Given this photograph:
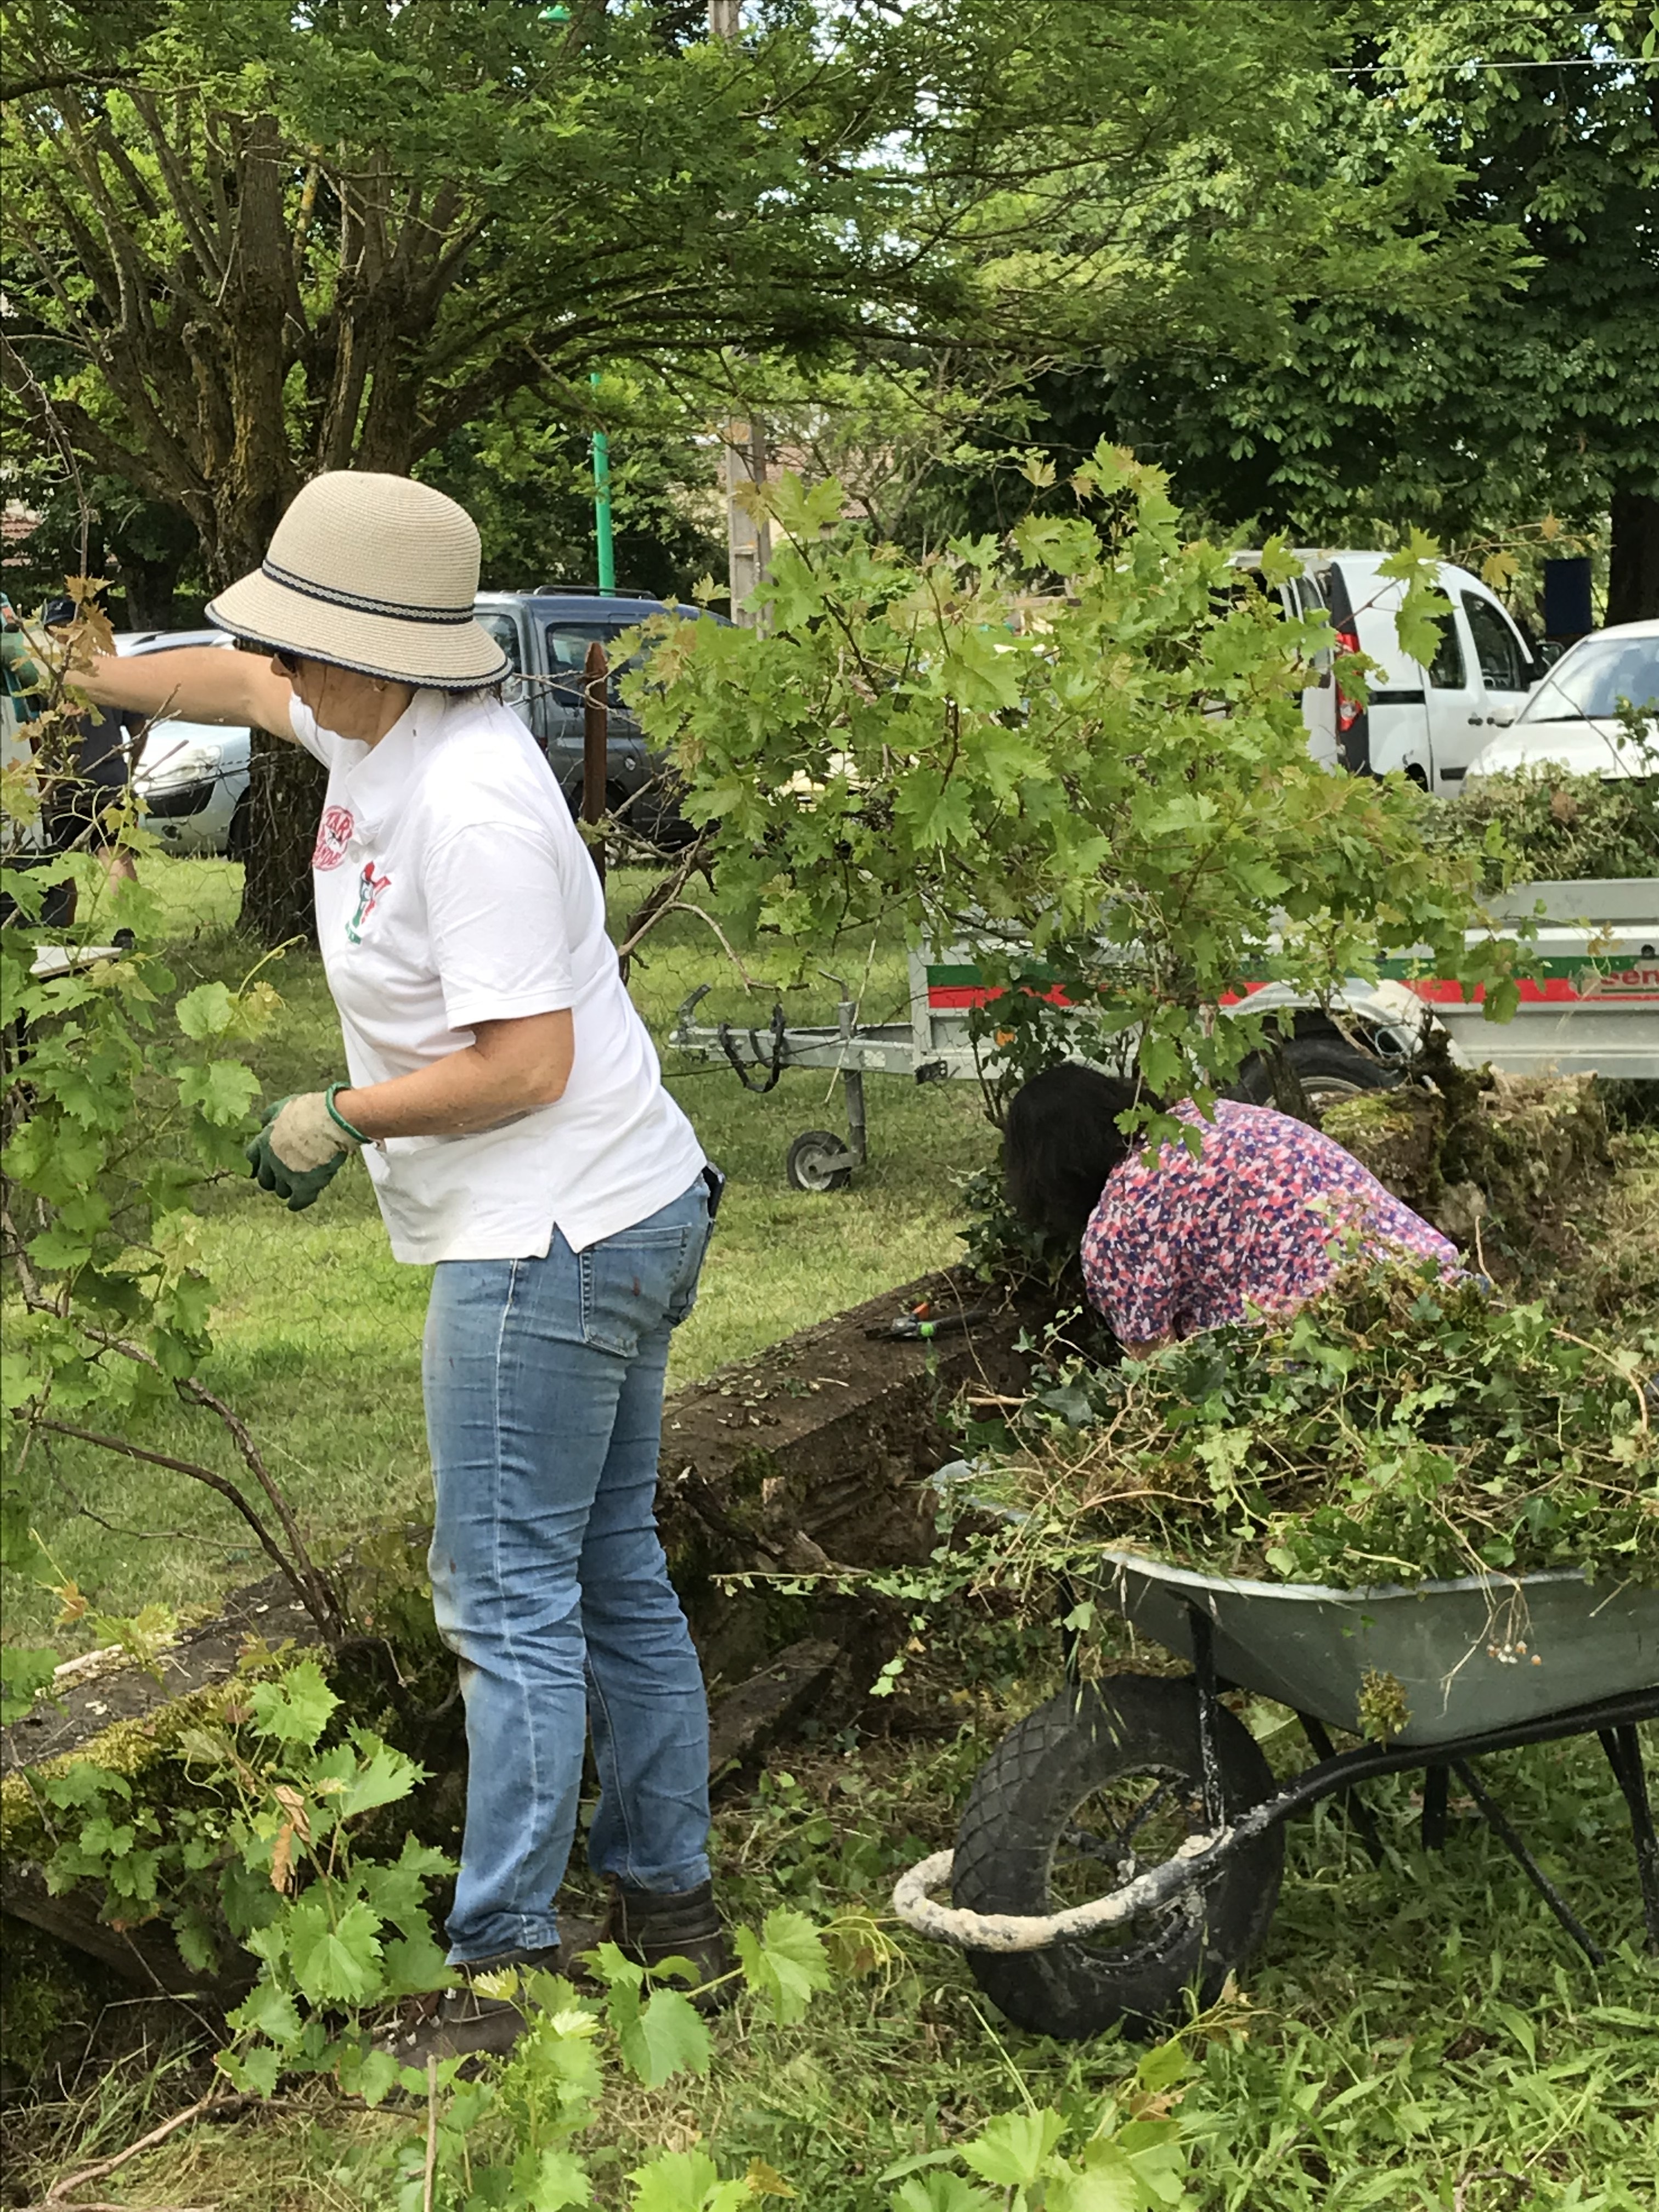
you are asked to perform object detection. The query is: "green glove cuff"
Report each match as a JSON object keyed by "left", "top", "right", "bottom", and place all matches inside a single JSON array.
[{"left": 324, "top": 1084, "right": 372, "bottom": 1146}]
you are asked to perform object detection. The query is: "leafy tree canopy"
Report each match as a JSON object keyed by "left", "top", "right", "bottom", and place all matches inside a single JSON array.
[
  {"left": 631, "top": 450, "right": 1526, "bottom": 1131},
  {"left": 4, "top": 0, "right": 1520, "bottom": 586},
  {"left": 974, "top": 3, "right": 1659, "bottom": 616}
]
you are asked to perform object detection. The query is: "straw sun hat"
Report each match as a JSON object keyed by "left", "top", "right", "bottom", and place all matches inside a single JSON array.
[{"left": 206, "top": 472, "right": 509, "bottom": 689}]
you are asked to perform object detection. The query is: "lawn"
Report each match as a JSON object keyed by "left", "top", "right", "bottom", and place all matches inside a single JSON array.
[
  {"left": 4, "top": 856, "right": 997, "bottom": 1635},
  {"left": 5, "top": 857, "right": 1658, "bottom": 2211},
  {"left": 12, "top": 1695, "right": 1659, "bottom": 2208}
]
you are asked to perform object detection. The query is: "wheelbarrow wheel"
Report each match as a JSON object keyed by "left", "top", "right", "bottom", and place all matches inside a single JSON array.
[
  {"left": 786, "top": 1128, "right": 853, "bottom": 1192},
  {"left": 951, "top": 1676, "right": 1285, "bottom": 2040}
]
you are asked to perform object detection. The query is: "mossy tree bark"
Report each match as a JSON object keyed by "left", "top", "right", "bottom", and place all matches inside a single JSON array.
[{"left": 235, "top": 729, "right": 326, "bottom": 946}]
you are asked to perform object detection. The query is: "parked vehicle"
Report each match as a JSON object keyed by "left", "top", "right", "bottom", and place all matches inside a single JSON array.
[
  {"left": 475, "top": 588, "right": 730, "bottom": 842},
  {"left": 1465, "top": 619, "right": 1659, "bottom": 783},
  {"left": 674, "top": 875, "right": 1659, "bottom": 1187},
  {"left": 1236, "top": 550, "right": 1540, "bottom": 793},
  {"left": 124, "top": 630, "right": 251, "bottom": 857}
]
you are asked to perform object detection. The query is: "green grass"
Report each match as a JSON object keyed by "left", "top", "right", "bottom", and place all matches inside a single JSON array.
[
  {"left": 11, "top": 1700, "right": 1659, "bottom": 2208},
  {"left": 8, "top": 861, "right": 1659, "bottom": 2207},
  {"left": 4, "top": 856, "right": 996, "bottom": 1635}
]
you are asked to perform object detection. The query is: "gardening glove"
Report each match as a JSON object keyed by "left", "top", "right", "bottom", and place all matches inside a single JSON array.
[{"left": 245, "top": 1085, "right": 369, "bottom": 1212}]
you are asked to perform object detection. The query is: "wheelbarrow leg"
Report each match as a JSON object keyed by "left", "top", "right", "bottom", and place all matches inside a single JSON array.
[
  {"left": 1186, "top": 1605, "right": 1227, "bottom": 1828},
  {"left": 1299, "top": 1715, "right": 1385, "bottom": 1869},
  {"left": 1599, "top": 1725, "right": 1659, "bottom": 1953},
  {"left": 1421, "top": 1762, "right": 1449, "bottom": 1852},
  {"left": 1452, "top": 1757, "right": 1605, "bottom": 1967}
]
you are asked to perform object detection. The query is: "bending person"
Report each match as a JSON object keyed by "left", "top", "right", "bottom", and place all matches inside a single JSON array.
[
  {"left": 81, "top": 472, "right": 721, "bottom": 2062},
  {"left": 1003, "top": 1062, "right": 1459, "bottom": 1356}
]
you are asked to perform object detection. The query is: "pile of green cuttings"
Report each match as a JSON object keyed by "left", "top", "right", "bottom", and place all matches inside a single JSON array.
[{"left": 1009, "top": 1264, "right": 1658, "bottom": 1590}]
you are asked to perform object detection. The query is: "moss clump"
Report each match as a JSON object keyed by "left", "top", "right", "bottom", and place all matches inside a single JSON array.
[{"left": 1324, "top": 1067, "right": 1612, "bottom": 1272}]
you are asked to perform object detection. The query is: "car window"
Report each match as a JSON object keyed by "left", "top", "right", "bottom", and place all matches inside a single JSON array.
[
  {"left": 476, "top": 611, "right": 522, "bottom": 672},
  {"left": 1461, "top": 593, "right": 1529, "bottom": 692},
  {"left": 1427, "top": 610, "right": 1465, "bottom": 689},
  {"left": 1520, "top": 635, "right": 1659, "bottom": 723}
]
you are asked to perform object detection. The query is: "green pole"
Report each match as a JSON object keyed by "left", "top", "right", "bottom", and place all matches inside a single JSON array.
[{"left": 590, "top": 369, "right": 615, "bottom": 595}]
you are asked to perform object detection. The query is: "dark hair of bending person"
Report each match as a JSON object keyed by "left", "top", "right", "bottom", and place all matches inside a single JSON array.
[{"left": 1003, "top": 1063, "right": 1143, "bottom": 1245}]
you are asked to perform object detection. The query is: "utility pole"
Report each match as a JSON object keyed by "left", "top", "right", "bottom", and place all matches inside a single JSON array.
[
  {"left": 724, "top": 416, "right": 771, "bottom": 626},
  {"left": 709, "top": 0, "right": 768, "bottom": 626}
]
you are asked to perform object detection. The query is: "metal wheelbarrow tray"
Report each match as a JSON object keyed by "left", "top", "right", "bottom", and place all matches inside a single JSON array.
[{"left": 892, "top": 1556, "right": 1659, "bottom": 2041}]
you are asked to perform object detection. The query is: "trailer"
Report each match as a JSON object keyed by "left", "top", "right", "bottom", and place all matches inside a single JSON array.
[{"left": 667, "top": 877, "right": 1659, "bottom": 1187}]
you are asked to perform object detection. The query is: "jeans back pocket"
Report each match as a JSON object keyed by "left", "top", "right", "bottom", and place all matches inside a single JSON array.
[{"left": 579, "top": 1223, "right": 692, "bottom": 1358}]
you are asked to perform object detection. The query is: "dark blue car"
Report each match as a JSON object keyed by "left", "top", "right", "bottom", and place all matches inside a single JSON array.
[{"left": 473, "top": 588, "right": 730, "bottom": 845}]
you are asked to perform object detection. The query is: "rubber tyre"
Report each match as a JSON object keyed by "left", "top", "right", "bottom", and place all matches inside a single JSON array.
[
  {"left": 1233, "top": 1033, "right": 1398, "bottom": 1121},
  {"left": 951, "top": 1677, "right": 1285, "bottom": 2040},
  {"left": 786, "top": 1129, "right": 853, "bottom": 1192}
]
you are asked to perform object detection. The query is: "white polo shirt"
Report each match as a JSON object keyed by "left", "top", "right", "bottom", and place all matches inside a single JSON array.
[{"left": 290, "top": 687, "right": 705, "bottom": 1264}]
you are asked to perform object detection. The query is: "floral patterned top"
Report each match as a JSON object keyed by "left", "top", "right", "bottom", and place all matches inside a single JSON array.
[{"left": 1080, "top": 1099, "right": 1459, "bottom": 1345}]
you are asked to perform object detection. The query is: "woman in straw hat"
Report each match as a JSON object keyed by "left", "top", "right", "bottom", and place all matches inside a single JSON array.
[{"left": 82, "top": 471, "right": 727, "bottom": 2058}]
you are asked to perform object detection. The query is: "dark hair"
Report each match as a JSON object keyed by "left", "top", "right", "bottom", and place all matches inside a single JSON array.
[{"left": 1003, "top": 1064, "right": 1141, "bottom": 1244}]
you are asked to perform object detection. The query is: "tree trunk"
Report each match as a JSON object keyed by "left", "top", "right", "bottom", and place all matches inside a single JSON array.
[
  {"left": 117, "top": 550, "right": 183, "bottom": 631},
  {"left": 236, "top": 727, "right": 325, "bottom": 945},
  {"left": 1607, "top": 489, "right": 1659, "bottom": 624}
]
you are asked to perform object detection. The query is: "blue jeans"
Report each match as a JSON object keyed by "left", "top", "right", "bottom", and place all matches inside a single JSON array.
[{"left": 424, "top": 1178, "right": 713, "bottom": 1964}]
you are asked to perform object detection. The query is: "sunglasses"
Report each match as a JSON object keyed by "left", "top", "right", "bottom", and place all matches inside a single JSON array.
[{"left": 272, "top": 648, "right": 304, "bottom": 676}]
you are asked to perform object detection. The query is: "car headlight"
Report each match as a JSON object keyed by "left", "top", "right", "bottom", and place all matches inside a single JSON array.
[{"left": 140, "top": 742, "right": 221, "bottom": 786}]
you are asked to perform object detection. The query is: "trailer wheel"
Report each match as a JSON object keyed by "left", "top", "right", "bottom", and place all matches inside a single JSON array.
[
  {"left": 1234, "top": 1033, "right": 1399, "bottom": 1120},
  {"left": 786, "top": 1128, "right": 854, "bottom": 1192},
  {"left": 951, "top": 1677, "right": 1284, "bottom": 2040}
]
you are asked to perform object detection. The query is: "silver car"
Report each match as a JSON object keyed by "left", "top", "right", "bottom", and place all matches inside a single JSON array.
[{"left": 128, "top": 629, "right": 251, "bottom": 856}]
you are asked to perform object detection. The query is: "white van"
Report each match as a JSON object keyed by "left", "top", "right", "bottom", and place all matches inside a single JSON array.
[{"left": 1235, "top": 551, "right": 1539, "bottom": 793}]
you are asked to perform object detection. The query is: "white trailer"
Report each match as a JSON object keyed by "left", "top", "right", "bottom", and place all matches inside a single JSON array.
[{"left": 669, "top": 877, "right": 1659, "bottom": 1187}]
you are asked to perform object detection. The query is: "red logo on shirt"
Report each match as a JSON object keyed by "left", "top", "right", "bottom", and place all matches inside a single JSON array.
[{"left": 312, "top": 805, "right": 354, "bottom": 871}]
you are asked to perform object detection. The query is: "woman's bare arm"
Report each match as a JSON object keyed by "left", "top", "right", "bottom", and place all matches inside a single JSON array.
[
  {"left": 334, "top": 1012, "right": 575, "bottom": 1139},
  {"left": 77, "top": 647, "right": 297, "bottom": 736}
]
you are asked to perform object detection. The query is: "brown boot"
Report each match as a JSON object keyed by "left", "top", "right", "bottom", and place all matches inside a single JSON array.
[
  {"left": 381, "top": 1917, "right": 602, "bottom": 2068},
  {"left": 604, "top": 1879, "right": 733, "bottom": 2011}
]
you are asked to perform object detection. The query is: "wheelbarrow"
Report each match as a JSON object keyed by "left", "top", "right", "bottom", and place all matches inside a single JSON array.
[{"left": 891, "top": 1554, "right": 1659, "bottom": 2039}]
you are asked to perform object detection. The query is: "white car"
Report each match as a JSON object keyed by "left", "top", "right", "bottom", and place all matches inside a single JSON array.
[
  {"left": 1464, "top": 619, "right": 1659, "bottom": 783},
  {"left": 128, "top": 630, "right": 251, "bottom": 856}
]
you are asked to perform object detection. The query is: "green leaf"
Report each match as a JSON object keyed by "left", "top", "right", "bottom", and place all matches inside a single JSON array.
[
  {"left": 629, "top": 2147, "right": 750, "bottom": 2212},
  {"left": 340, "top": 2044, "right": 404, "bottom": 2108},
  {"left": 616, "top": 1985, "right": 710, "bottom": 2090},
  {"left": 284, "top": 1896, "right": 385, "bottom": 2006},
  {"left": 381, "top": 1929, "right": 455, "bottom": 1997},
  {"left": 516, "top": 2145, "right": 595, "bottom": 2209},
  {"left": 229, "top": 1979, "right": 304, "bottom": 2048},
  {"left": 219, "top": 2040, "right": 283, "bottom": 2099},
  {"left": 732, "top": 1908, "right": 832, "bottom": 2026},
  {"left": 1045, "top": 2148, "right": 1141, "bottom": 2212},
  {"left": 175, "top": 981, "right": 236, "bottom": 1039},
  {"left": 335, "top": 1731, "right": 423, "bottom": 1820},
  {"left": 250, "top": 1661, "right": 340, "bottom": 1748},
  {"left": 1134, "top": 2039, "right": 1189, "bottom": 2094},
  {"left": 178, "top": 1058, "right": 261, "bottom": 1127},
  {"left": 358, "top": 1833, "right": 454, "bottom": 1935},
  {"left": 958, "top": 2109, "right": 1067, "bottom": 2186},
  {"left": 0, "top": 1645, "right": 59, "bottom": 1724},
  {"left": 890, "top": 2177, "right": 1000, "bottom": 2212}
]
